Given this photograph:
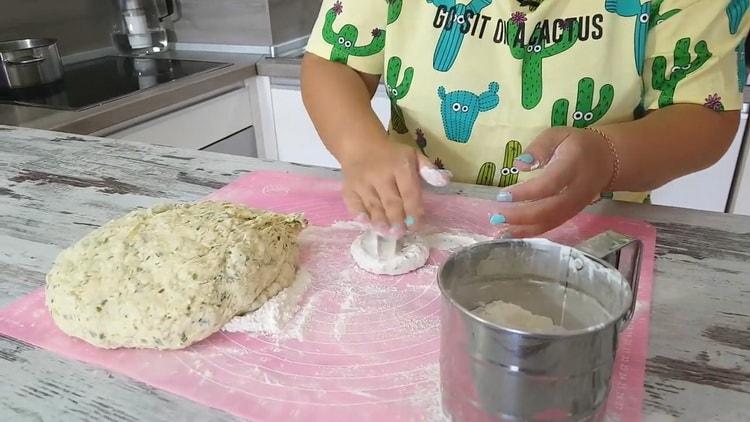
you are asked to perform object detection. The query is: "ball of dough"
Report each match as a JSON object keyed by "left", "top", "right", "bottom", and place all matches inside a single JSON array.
[
  {"left": 350, "top": 233, "right": 429, "bottom": 275},
  {"left": 46, "top": 201, "right": 306, "bottom": 350}
]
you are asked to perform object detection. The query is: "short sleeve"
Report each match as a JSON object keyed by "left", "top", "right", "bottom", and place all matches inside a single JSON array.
[
  {"left": 643, "top": 0, "right": 750, "bottom": 111},
  {"left": 305, "top": 0, "right": 388, "bottom": 75}
]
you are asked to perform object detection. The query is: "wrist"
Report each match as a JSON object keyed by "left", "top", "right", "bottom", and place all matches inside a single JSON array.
[
  {"left": 335, "top": 133, "right": 391, "bottom": 168},
  {"left": 584, "top": 127, "right": 619, "bottom": 194}
]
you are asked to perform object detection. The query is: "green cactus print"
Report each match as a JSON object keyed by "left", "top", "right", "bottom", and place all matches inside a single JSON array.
[
  {"left": 498, "top": 140, "right": 523, "bottom": 188},
  {"left": 652, "top": 38, "right": 712, "bottom": 108},
  {"left": 476, "top": 162, "right": 496, "bottom": 185},
  {"left": 322, "top": 2, "right": 385, "bottom": 65},
  {"left": 387, "top": 0, "right": 403, "bottom": 25},
  {"left": 727, "top": 0, "right": 749, "bottom": 34},
  {"left": 385, "top": 56, "right": 414, "bottom": 134},
  {"left": 508, "top": 15, "right": 580, "bottom": 110},
  {"left": 649, "top": 0, "right": 680, "bottom": 29},
  {"left": 551, "top": 78, "right": 614, "bottom": 128}
]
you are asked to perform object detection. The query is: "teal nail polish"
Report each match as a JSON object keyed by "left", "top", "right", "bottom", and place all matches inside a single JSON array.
[
  {"left": 489, "top": 214, "right": 507, "bottom": 225},
  {"left": 516, "top": 154, "right": 534, "bottom": 164},
  {"left": 496, "top": 191, "right": 513, "bottom": 202},
  {"left": 404, "top": 215, "right": 416, "bottom": 226}
]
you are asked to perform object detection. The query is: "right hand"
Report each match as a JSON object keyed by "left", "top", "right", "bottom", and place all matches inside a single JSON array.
[{"left": 339, "top": 140, "right": 448, "bottom": 237}]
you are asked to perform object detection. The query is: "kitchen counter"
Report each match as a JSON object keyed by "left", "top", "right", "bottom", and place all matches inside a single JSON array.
[
  {"left": 1, "top": 125, "right": 749, "bottom": 421},
  {"left": 0, "top": 51, "right": 263, "bottom": 136},
  {"left": 257, "top": 56, "right": 303, "bottom": 80}
]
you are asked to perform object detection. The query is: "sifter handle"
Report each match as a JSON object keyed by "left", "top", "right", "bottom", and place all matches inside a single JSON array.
[{"left": 575, "top": 231, "right": 643, "bottom": 327}]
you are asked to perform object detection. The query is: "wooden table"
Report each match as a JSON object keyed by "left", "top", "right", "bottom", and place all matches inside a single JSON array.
[{"left": 1, "top": 126, "right": 749, "bottom": 421}]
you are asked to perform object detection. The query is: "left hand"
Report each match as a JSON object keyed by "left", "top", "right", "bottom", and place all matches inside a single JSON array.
[{"left": 492, "top": 127, "right": 615, "bottom": 238}]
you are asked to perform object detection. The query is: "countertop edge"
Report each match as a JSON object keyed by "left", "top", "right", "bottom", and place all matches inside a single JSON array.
[{"left": 0, "top": 52, "right": 263, "bottom": 135}]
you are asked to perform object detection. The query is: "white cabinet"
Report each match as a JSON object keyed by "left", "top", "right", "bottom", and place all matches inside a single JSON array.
[
  {"left": 203, "top": 126, "right": 257, "bottom": 157},
  {"left": 106, "top": 87, "right": 257, "bottom": 156},
  {"left": 270, "top": 82, "right": 391, "bottom": 168},
  {"left": 650, "top": 109, "right": 748, "bottom": 213}
]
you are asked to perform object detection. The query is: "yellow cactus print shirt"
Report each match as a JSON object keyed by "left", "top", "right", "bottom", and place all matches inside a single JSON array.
[{"left": 306, "top": 0, "right": 750, "bottom": 202}]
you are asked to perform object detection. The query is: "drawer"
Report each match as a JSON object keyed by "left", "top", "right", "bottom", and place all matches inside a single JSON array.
[{"left": 108, "top": 88, "right": 253, "bottom": 150}]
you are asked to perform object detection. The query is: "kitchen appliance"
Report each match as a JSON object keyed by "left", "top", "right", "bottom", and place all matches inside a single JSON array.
[
  {"left": 439, "top": 231, "right": 642, "bottom": 421},
  {"left": 0, "top": 38, "right": 63, "bottom": 90},
  {"left": 112, "top": 0, "right": 175, "bottom": 55},
  {"left": 0, "top": 56, "right": 228, "bottom": 111}
]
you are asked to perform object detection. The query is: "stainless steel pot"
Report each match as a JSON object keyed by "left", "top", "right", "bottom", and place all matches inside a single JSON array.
[
  {"left": 438, "top": 231, "right": 642, "bottom": 421},
  {"left": 0, "top": 38, "right": 64, "bottom": 90}
]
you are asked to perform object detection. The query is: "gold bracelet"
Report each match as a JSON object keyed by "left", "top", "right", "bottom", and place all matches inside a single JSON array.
[{"left": 585, "top": 127, "right": 620, "bottom": 194}]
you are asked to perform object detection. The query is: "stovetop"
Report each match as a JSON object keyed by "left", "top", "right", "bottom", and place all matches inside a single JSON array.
[{"left": 0, "top": 56, "right": 230, "bottom": 111}]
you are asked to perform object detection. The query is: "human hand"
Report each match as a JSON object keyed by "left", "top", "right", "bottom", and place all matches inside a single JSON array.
[
  {"left": 490, "top": 127, "right": 615, "bottom": 238},
  {"left": 340, "top": 140, "right": 451, "bottom": 237}
]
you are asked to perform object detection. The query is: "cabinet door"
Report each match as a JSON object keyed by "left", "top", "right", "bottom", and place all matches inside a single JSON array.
[
  {"left": 107, "top": 88, "right": 254, "bottom": 150},
  {"left": 271, "top": 84, "right": 390, "bottom": 169},
  {"left": 202, "top": 126, "right": 257, "bottom": 157},
  {"left": 650, "top": 110, "right": 748, "bottom": 212}
]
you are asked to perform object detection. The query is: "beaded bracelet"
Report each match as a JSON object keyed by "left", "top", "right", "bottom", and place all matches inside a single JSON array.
[{"left": 585, "top": 127, "right": 620, "bottom": 195}]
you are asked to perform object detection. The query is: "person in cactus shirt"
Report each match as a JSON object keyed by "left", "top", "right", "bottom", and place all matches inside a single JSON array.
[{"left": 302, "top": 0, "right": 750, "bottom": 238}]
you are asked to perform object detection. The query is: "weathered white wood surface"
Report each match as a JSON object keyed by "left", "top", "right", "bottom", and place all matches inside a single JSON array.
[{"left": 1, "top": 125, "right": 749, "bottom": 421}]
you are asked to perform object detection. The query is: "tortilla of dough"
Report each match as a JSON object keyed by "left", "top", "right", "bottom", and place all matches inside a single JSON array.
[
  {"left": 473, "top": 300, "right": 556, "bottom": 332},
  {"left": 350, "top": 233, "right": 429, "bottom": 275},
  {"left": 46, "top": 201, "right": 306, "bottom": 350}
]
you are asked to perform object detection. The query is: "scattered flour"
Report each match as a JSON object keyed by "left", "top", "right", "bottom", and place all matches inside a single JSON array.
[
  {"left": 424, "top": 231, "right": 491, "bottom": 250},
  {"left": 223, "top": 269, "right": 312, "bottom": 335},
  {"left": 392, "top": 363, "right": 449, "bottom": 422},
  {"left": 279, "top": 294, "right": 319, "bottom": 341},
  {"left": 329, "top": 220, "right": 369, "bottom": 231},
  {"left": 223, "top": 223, "right": 490, "bottom": 342},
  {"left": 213, "top": 222, "right": 496, "bottom": 419},
  {"left": 333, "top": 282, "right": 357, "bottom": 341}
]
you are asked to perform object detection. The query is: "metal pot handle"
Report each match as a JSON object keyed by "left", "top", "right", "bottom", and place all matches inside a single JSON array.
[
  {"left": 5, "top": 56, "right": 45, "bottom": 65},
  {"left": 575, "top": 231, "right": 643, "bottom": 328}
]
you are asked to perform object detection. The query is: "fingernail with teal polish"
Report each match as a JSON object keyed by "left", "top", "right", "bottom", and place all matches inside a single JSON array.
[
  {"left": 496, "top": 191, "right": 513, "bottom": 202},
  {"left": 489, "top": 214, "right": 507, "bottom": 225},
  {"left": 516, "top": 154, "right": 535, "bottom": 164},
  {"left": 404, "top": 215, "right": 416, "bottom": 227}
]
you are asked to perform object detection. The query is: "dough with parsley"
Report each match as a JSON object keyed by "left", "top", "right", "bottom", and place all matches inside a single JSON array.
[{"left": 46, "top": 201, "right": 306, "bottom": 350}]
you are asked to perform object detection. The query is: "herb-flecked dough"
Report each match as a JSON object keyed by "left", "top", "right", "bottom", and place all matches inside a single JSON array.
[{"left": 45, "top": 201, "right": 306, "bottom": 350}]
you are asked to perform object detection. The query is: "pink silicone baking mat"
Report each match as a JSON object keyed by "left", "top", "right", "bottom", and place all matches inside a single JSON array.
[{"left": 0, "top": 171, "right": 655, "bottom": 421}]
